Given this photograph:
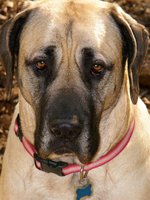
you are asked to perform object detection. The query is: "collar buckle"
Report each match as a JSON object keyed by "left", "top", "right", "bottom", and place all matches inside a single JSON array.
[{"left": 34, "top": 153, "right": 68, "bottom": 176}]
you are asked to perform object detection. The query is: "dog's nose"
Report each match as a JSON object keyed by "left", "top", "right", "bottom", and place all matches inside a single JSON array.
[{"left": 49, "top": 119, "right": 82, "bottom": 140}]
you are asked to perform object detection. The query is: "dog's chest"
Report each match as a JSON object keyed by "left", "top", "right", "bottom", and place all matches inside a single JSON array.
[{"left": 23, "top": 177, "right": 110, "bottom": 200}]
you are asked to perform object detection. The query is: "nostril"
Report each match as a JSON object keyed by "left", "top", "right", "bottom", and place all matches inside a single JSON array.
[
  {"left": 71, "top": 126, "right": 81, "bottom": 138},
  {"left": 50, "top": 127, "right": 62, "bottom": 137},
  {"left": 49, "top": 121, "right": 82, "bottom": 139}
]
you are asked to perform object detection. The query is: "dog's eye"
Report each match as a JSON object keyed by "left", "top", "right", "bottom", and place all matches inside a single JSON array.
[
  {"left": 36, "top": 61, "right": 47, "bottom": 70},
  {"left": 91, "top": 64, "right": 104, "bottom": 76}
]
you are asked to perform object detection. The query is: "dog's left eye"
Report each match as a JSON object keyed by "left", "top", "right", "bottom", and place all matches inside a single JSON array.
[
  {"left": 36, "top": 61, "right": 47, "bottom": 70},
  {"left": 91, "top": 64, "right": 104, "bottom": 76}
]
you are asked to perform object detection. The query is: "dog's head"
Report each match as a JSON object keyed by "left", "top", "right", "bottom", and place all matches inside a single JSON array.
[{"left": 0, "top": 0, "right": 148, "bottom": 164}]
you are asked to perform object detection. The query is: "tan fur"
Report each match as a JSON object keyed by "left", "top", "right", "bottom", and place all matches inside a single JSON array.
[{"left": 0, "top": 0, "right": 150, "bottom": 199}]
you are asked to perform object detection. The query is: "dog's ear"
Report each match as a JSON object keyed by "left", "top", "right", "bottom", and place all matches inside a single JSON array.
[
  {"left": 0, "top": 9, "right": 33, "bottom": 98},
  {"left": 111, "top": 5, "right": 149, "bottom": 104}
]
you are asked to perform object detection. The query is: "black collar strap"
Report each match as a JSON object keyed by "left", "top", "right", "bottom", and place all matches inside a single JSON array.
[{"left": 15, "top": 115, "right": 68, "bottom": 176}]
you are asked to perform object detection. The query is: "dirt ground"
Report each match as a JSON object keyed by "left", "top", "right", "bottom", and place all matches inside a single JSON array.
[{"left": 0, "top": 0, "right": 150, "bottom": 173}]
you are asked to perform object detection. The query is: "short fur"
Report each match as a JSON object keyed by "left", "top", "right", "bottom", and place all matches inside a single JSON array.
[{"left": 0, "top": 0, "right": 149, "bottom": 199}]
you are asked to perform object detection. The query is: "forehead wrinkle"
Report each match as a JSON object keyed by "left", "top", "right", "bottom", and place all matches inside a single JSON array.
[
  {"left": 64, "top": 0, "right": 109, "bottom": 22},
  {"left": 20, "top": 0, "right": 122, "bottom": 69},
  {"left": 66, "top": 21, "right": 74, "bottom": 63}
]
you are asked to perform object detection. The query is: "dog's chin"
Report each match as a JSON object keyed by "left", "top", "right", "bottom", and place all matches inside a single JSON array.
[
  {"left": 48, "top": 151, "right": 92, "bottom": 165},
  {"left": 38, "top": 148, "right": 91, "bottom": 165},
  {"left": 47, "top": 152, "right": 77, "bottom": 164},
  {"left": 49, "top": 154, "right": 91, "bottom": 165}
]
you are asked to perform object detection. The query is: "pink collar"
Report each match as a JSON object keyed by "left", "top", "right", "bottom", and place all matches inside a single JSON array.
[{"left": 14, "top": 115, "right": 135, "bottom": 176}]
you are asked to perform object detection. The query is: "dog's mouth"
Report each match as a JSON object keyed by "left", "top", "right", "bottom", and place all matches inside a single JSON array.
[
  {"left": 36, "top": 122, "right": 100, "bottom": 164},
  {"left": 46, "top": 150, "right": 77, "bottom": 164},
  {"left": 54, "top": 147, "right": 73, "bottom": 155},
  {"left": 37, "top": 141, "right": 94, "bottom": 165},
  {"left": 53, "top": 149, "right": 91, "bottom": 164}
]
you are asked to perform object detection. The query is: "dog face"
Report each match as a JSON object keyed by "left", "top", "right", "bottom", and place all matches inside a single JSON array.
[
  {"left": 18, "top": 1, "right": 124, "bottom": 163},
  {"left": 0, "top": 0, "right": 148, "bottom": 164}
]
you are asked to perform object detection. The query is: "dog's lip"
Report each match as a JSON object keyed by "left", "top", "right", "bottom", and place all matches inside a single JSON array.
[
  {"left": 53, "top": 147, "right": 91, "bottom": 164},
  {"left": 76, "top": 153, "right": 92, "bottom": 164},
  {"left": 38, "top": 146, "right": 75, "bottom": 159},
  {"left": 37, "top": 145, "right": 92, "bottom": 164},
  {"left": 38, "top": 150, "right": 90, "bottom": 165},
  {"left": 49, "top": 151, "right": 91, "bottom": 165},
  {"left": 54, "top": 147, "right": 73, "bottom": 155},
  {"left": 47, "top": 152, "right": 76, "bottom": 164}
]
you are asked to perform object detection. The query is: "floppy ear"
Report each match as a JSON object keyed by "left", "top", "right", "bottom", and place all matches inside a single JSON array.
[
  {"left": 111, "top": 5, "right": 149, "bottom": 104},
  {"left": 0, "top": 9, "right": 32, "bottom": 98}
]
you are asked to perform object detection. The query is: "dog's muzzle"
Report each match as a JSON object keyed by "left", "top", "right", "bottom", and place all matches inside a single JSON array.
[{"left": 35, "top": 89, "right": 99, "bottom": 164}]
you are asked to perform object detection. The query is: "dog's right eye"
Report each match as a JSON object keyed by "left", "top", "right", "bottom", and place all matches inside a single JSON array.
[{"left": 36, "top": 61, "right": 47, "bottom": 70}]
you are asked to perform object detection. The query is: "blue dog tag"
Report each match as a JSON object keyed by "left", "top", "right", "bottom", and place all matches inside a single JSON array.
[{"left": 76, "top": 184, "right": 92, "bottom": 200}]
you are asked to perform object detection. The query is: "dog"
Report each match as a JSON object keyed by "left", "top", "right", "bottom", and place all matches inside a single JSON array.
[{"left": 0, "top": 0, "right": 149, "bottom": 199}]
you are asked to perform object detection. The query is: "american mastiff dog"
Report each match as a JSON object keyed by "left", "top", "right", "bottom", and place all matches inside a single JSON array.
[{"left": 0, "top": 0, "right": 150, "bottom": 199}]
